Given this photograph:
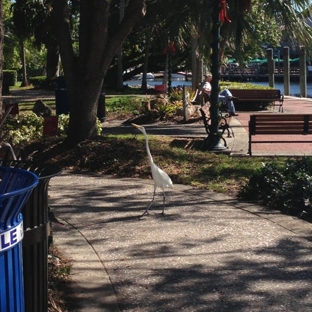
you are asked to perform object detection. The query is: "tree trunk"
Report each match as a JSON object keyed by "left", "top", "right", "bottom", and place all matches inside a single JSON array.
[
  {"left": 117, "top": 0, "right": 125, "bottom": 91},
  {"left": 20, "top": 37, "right": 29, "bottom": 87},
  {"left": 52, "top": 0, "right": 146, "bottom": 144},
  {"left": 191, "top": 35, "right": 199, "bottom": 89},
  {"left": 66, "top": 77, "right": 102, "bottom": 143},
  {"left": 141, "top": 35, "right": 150, "bottom": 91},
  {"left": 46, "top": 43, "right": 59, "bottom": 80}
]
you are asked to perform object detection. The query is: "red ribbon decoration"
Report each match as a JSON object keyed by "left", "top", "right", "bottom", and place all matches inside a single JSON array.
[
  {"left": 219, "top": 0, "right": 231, "bottom": 23},
  {"left": 163, "top": 42, "right": 176, "bottom": 54}
]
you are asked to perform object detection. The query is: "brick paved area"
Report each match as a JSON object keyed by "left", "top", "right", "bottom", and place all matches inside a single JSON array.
[{"left": 235, "top": 97, "right": 312, "bottom": 156}]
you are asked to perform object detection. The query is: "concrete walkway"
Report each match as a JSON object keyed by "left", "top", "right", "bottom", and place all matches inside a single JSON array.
[
  {"left": 49, "top": 96, "right": 312, "bottom": 312},
  {"left": 51, "top": 172, "right": 312, "bottom": 312}
]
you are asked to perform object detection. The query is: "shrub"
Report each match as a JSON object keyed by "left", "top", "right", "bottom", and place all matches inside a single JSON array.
[
  {"left": 106, "top": 96, "right": 141, "bottom": 114},
  {"left": 169, "top": 88, "right": 183, "bottom": 102},
  {"left": 157, "top": 102, "right": 182, "bottom": 120},
  {"left": 2, "top": 113, "right": 103, "bottom": 145},
  {"left": 3, "top": 112, "right": 44, "bottom": 144},
  {"left": 29, "top": 76, "right": 55, "bottom": 89},
  {"left": 238, "top": 158, "right": 312, "bottom": 219}
]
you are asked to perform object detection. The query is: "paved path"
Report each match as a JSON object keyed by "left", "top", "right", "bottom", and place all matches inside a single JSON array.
[{"left": 51, "top": 172, "right": 312, "bottom": 312}]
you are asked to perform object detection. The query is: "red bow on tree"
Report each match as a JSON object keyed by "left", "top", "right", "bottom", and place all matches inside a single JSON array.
[
  {"left": 219, "top": 0, "right": 231, "bottom": 23},
  {"left": 163, "top": 42, "right": 176, "bottom": 54}
]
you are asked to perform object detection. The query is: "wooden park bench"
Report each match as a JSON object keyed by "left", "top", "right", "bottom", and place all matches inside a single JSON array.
[
  {"left": 248, "top": 114, "right": 312, "bottom": 155},
  {"left": 229, "top": 89, "right": 284, "bottom": 112}
]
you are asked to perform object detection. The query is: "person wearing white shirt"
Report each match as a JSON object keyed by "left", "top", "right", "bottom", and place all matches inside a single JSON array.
[{"left": 202, "top": 74, "right": 212, "bottom": 103}]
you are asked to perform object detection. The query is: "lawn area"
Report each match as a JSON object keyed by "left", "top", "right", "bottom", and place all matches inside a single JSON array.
[
  {"left": 4, "top": 86, "right": 289, "bottom": 198},
  {"left": 23, "top": 134, "right": 287, "bottom": 198}
]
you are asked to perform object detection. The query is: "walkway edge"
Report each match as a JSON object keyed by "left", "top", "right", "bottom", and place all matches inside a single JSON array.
[{"left": 53, "top": 219, "right": 120, "bottom": 312}]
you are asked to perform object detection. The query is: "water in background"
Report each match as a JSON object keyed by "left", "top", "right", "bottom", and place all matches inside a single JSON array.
[
  {"left": 124, "top": 78, "right": 191, "bottom": 89},
  {"left": 250, "top": 81, "right": 312, "bottom": 98},
  {"left": 124, "top": 79, "right": 312, "bottom": 98}
]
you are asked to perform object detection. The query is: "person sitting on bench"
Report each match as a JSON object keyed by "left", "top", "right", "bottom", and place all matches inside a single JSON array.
[
  {"left": 202, "top": 74, "right": 212, "bottom": 103},
  {"left": 219, "top": 88, "right": 238, "bottom": 116}
]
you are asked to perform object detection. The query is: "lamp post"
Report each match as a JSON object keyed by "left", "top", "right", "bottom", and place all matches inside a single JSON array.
[{"left": 203, "top": 0, "right": 226, "bottom": 151}]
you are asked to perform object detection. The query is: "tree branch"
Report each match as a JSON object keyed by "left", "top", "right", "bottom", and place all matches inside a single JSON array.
[
  {"left": 52, "top": 0, "right": 76, "bottom": 79},
  {"left": 101, "top": 0, "right": 146, "bottom": 74}
]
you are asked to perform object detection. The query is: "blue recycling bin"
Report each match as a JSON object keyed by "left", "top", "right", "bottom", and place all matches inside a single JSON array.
[{"left": 0, "top": 166, "right": 38, "bottom": 312}]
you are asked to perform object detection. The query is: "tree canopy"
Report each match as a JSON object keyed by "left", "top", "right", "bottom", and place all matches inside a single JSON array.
[{"left": 2, "top": 0, "right": 312, "bottom": 144}]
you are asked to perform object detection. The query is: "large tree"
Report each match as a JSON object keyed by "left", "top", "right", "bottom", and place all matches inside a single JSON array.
[{"left": 52, "top": 0, "right": 145, "bottom": 144}]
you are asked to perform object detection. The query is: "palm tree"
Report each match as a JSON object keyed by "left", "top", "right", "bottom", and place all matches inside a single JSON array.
[
  {"left": 11, "top": 0, "right": 33, "bottom": 87},
  {"left": 220, "top": 0, "right": 312, "bottom": 63}
]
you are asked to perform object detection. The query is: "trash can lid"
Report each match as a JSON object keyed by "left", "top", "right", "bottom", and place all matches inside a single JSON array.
[
  {"left": 0, "top": 160, "right": 62, "bottom": 180},
  {"left": 0, "top": 166, "right": 39, "bottom": 199}
]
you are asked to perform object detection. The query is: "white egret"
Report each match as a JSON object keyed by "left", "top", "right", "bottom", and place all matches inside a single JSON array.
[{"left": 132, "top": 123, "right": 173, "bottom": 217}]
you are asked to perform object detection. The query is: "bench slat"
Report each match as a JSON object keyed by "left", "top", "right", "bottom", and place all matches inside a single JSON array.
[
  {"left": 230, "top": 89, "right": 282, "bottom": 99},
  {"left": 251, "top": 114, "right": 308, "bottom": 120},
  {"left": 253, "top": 130, "right": 312, "bottom": 134}
]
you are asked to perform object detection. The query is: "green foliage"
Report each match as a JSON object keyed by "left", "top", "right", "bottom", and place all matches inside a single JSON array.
[
  {"left": 25, "top": 46, "right": 47, "bottom": 77},
  {"left": 3, "top": 112, "right": 44, "bottom": 144},
  {"left": 157, "top": 102, "right": 181, "bottom": 120},
  {"left": 56, "top": 115, "right": 102, "bottom": 136},
  {"left": 238, "top": 158, "right": 312, "bottom": 219},
  {"left": 220, "top": 81, "right": 270, "bottom": 90},
  {"left": 169, "top": 89, "right": 183, "bottom": 102},
  {"left": 106, "top": 96, "right": 141, "bottom": 113},
  {"left": 230, "top": 0, "right": 281, "bottom": 62},
  {"left": 29, "top": 76, "right": 55, "bottom": 89},
  {"left": 2, "top": 113, "right": 102, "bottom": 145},
  {"left": 57, "top": 114, "right": 69, "bottom": 136}
]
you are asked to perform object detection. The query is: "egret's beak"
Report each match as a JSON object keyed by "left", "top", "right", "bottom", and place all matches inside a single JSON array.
[{"left": 131, "top": 123, "right": 141, "bottom": 129}]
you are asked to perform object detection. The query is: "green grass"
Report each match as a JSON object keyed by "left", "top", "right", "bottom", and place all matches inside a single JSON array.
[
  {"left": 105, "top": 95, "right": 143, "bottom": 113},
  {"left": 124, "top": 135, "right": 289, "bottom": 195},
  {"left": 18, "top": 100, "right": 56, "bottom": 113},
  {"left": 14, "top": 91, "right": 144, "bottom": 116},
  {"left": 26, "top": 134, "right": 288, "bottom": 197}
]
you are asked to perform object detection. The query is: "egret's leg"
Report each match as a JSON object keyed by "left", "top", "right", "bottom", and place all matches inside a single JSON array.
[
  {"left": 161, "top": 190, "right": 166, "bottom": 215},
  {"left": 139, "top": 185, "right": 156, "bottom": 218}
]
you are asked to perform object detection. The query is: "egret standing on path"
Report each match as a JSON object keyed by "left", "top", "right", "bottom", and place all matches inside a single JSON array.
[{"left": 131, "top": 123, "right": 173, "bottom": 218}]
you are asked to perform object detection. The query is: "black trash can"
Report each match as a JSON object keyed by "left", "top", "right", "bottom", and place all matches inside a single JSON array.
[
  {"left": 0, "top": 160, "right": 62, "bottom": 312},
  {"left": 0, "top": 166, "right": 39, "bottom": 312},
  {"left": 55, "top": 76, "right": 69, "bottom": 115}
]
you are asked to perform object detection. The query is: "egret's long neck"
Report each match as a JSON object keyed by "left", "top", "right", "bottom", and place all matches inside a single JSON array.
[{"left": 144, "top": 135, "right": 154, "bottom": 164}]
